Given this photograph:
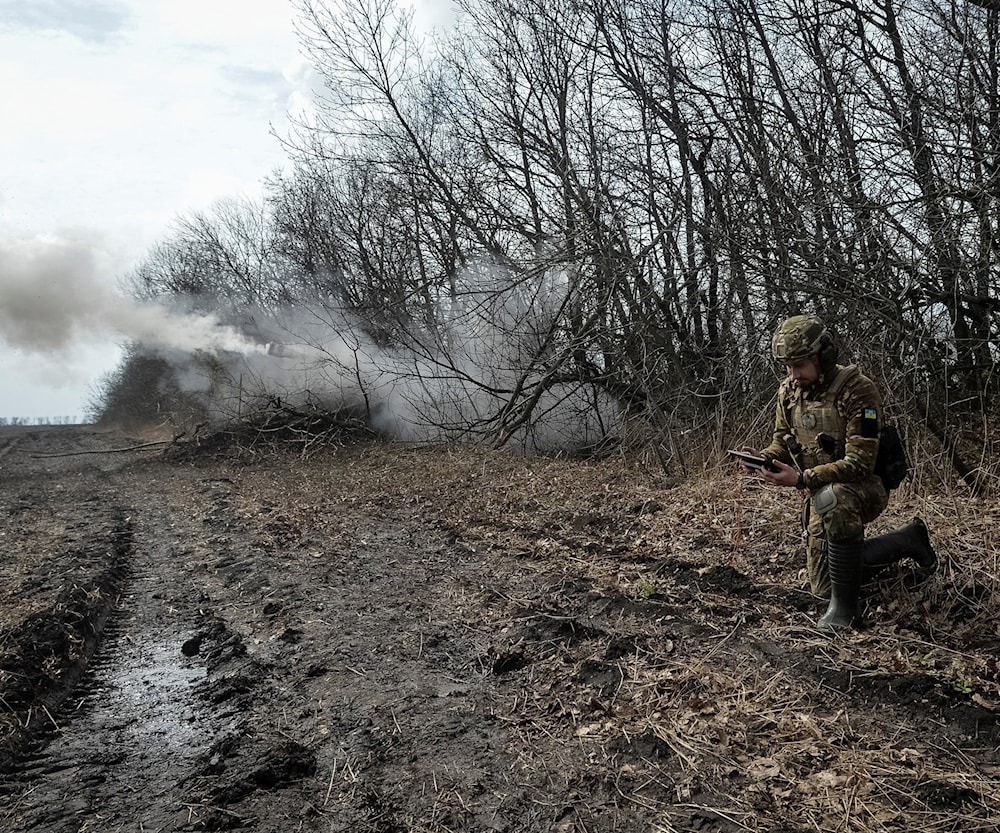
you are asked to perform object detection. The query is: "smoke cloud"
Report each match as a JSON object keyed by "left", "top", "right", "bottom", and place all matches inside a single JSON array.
[
  {"left": 0, "top": 234, "right": 263, "bottom": 356},
  {"left": 1, "top": 235, "right": 621, "bottom": 451},
  {"left": 220, "top": 269, "right": 623, "bottom": 452}
]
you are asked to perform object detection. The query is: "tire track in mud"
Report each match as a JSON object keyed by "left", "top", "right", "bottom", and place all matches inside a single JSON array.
[
  {"left": 0, "top": 437, "right": 19, "bottom": 461},
  {"left": 0, "top": 485, "right": 243, "bottom": 833},
  {"left": 3, "top": 596, "right": 210, "bottom": 831}
]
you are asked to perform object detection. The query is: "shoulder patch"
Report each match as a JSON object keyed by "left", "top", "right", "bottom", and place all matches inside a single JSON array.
[{"left": 861, "top": 407, "right": 879, "bottom": 438}]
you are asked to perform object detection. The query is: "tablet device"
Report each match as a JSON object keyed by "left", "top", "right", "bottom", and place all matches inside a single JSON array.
[{"left": 727, "top": 450, "right": 777, "bottom": 471}]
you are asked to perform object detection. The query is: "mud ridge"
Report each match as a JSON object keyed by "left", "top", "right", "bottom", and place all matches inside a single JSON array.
[{"left": 0, "top": 513, "right": 133, "bottom": 774}]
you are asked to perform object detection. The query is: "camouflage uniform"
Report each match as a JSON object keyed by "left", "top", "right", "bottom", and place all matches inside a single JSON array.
[
  {"left": 761, "top": 315, "right": 936, "bottom": 629},
  {"left": 762, "top": 363, "right": 888, "bottom": 596}
]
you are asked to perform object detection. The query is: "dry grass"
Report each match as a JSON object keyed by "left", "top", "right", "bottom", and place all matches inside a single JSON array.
[{"left": 279, "top": 441, "right": 1000, "bottom": 831}]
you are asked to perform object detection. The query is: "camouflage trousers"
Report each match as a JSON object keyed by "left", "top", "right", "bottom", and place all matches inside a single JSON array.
[{"left": 805, "top": 477, "right": 888, "bottom": 597}]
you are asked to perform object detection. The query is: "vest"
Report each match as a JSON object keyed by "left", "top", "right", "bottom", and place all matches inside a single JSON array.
[{"left": 780, "top": 365, "right": 860, "bottom": 469}]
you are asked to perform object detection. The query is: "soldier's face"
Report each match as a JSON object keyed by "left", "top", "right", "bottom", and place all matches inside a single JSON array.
[{"left": 785, "top": 356, "right": 819, "bottom": 387}]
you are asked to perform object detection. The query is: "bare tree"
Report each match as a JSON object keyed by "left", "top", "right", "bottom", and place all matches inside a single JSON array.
[{"left": 103, "top": 0, "right": 998, "bottom": 482}]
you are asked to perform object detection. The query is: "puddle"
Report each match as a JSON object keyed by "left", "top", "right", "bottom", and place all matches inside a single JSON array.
[
  {"left": 112, "top": 637, "right": 207, "bottom": 752},
  {"left": 44, "top": 628, "right": 213, "bottom": 773},
  {"left": 3, "top": 624, "right": 217, "bottom": 830}
]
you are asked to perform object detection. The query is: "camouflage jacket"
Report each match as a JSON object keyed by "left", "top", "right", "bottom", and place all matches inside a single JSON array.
[{"left": 762, "top": 364, "right": 882, "bottom": 490}]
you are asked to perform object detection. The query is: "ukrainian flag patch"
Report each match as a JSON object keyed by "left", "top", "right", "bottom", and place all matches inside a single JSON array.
[{"left": 862, "top": 407, "right": 878, "bottom": 437}]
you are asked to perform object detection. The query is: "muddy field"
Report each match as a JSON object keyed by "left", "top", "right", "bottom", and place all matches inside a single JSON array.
[{"left": 1, "top": 423, "right": 998, "bottom": 832}]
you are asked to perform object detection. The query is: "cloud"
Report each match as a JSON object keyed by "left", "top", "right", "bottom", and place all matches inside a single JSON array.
[
  {"left": 0, "top": 0, "right": 132, "bottom": 44},
  {"left": 0, "top": 342, "right": 122, "bottom": 419},
  {"left": 0, "top": 0, "right": 302, "bottom": 250},
  {"left": 154, "top": 0, "right": 293, "bottom": 41}
]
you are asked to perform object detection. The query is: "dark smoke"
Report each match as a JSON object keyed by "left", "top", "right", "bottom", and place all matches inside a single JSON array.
[{"left": 0, "top": 235, "right": 265, "bottom": 356}]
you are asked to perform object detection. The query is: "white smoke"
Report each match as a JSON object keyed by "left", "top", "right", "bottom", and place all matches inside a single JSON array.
[{"left": 216, "top": 266, "right": 623, "bottom": 452}]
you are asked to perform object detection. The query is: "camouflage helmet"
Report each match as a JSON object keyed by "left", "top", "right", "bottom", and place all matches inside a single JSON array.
[{"left": 771, "top": 315, "right": 830, "bottom": 363}]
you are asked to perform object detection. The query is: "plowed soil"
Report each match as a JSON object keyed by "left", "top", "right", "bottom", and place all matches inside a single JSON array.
[{"left": 1, "top": 423, "right": 998, "bottom": 832}]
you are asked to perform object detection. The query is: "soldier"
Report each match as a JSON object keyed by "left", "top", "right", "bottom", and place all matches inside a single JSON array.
[{"left": 744, "top": 314, "right": 937, "bottom": 629}]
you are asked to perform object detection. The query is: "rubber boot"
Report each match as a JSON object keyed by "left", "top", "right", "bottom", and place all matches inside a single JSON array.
[
  {"left": 817, "top": 536, "right": 863, "bottom": 629},
  {"left": 862, "top": 517, "right": 937, "bottom": 580}
]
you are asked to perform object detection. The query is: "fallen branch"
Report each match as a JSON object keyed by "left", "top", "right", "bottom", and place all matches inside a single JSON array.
[{"left": 28, "top": 440, "right": 173, "bottom": 458}]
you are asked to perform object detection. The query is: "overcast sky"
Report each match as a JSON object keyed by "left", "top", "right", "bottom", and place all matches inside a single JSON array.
[{"left": 0, "top": 0, "right": 450, "bottom": 421}]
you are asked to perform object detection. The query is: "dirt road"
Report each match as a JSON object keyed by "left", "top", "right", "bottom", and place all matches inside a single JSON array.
[{"left": 1, "top": 424, "right": 998, "bottom": 832}]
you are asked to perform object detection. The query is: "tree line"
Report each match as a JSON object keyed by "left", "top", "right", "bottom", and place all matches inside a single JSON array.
[
  {"left": 105, "top": 0, "right": 999, "bottom": 491},
  {"left": 0, "top": 417, "right": 79, "bottom": 426}
]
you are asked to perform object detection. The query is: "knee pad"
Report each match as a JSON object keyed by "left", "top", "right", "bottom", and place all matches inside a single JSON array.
[{"left": 813, "top": 484, "right": 838, "bottom": 515}]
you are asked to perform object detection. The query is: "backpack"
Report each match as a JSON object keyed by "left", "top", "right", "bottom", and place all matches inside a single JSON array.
[{"left": 874, "top": 423, "right": 908, "bottom": 490}]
